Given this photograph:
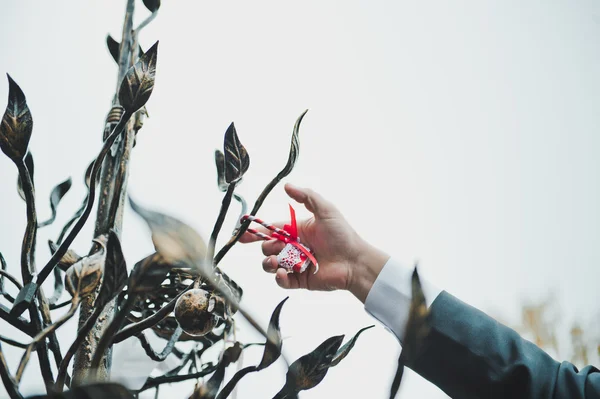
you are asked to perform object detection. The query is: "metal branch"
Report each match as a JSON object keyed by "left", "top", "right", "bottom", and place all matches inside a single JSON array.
[
  {"left": 214, "top": 176, "right": 281, "bottom": 265},
  {"left": 207, "top": 183, "right": 237, "bottom": 267},
  {"left": 15, "top": 161, "right": 57, "bottom": 389},
  {"left": 73, "top": 0, "right": 139, "bottom": 383},
  {"left": 136, "top": 327, "right": 183, "bottom": 361},
  {"left": 90, "top": 295, "right": 136, "bottom": 372},
  {"left": 164, "top": 349, "right": 195, "bottom": 377},
  {"left": 0, "top": 342, "right": 23, "bottom": 399},
  {"left": 0, "top": 253, "right": 8, "bottom": 294},
  {"left": 50, "top": 299, "right": 71, "bottom": 310},
  {"left": 55, "top": 306, "right": 103, "bottom": 392},
  {"left": 33, "top": 112, "right": 132, "bottom": 290},
  {"left": 25, "top": 302, "right": 54, "bottom": 388},
  {"left": 15, "top": 300, "right": 79, "bottom": 384},
  {"left": 113, "top": 283, "right": 192, "bottom": 344},
  {"left": 138, "top": 363, "right": 218, "bottom": 392},
  {"left": 0, "top": 270, "right": 22, "bottom": 290},
  {"left": 0, "top": 304, "right": 34, "bottom": 336},
  {"left": 0, "top": 335, "right": 28, "bottom": 349},
  {"left": 232, "top": 193, "right": 247, "bottom": 233},
  {"left": 134, "top": 10, "right": 158, "bottom": 33},
  {"left": 16, "top": 160, "right": 36, "bottom": 284}
]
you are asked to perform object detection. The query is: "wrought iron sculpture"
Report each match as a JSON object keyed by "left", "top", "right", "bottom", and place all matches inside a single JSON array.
[{"left": 0, "top": 1, "right": 430, "bottom": 398}]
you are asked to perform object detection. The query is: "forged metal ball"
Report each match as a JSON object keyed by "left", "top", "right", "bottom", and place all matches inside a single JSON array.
[{"left": 175, "top": 288, "right": 217, "bottom": 336}]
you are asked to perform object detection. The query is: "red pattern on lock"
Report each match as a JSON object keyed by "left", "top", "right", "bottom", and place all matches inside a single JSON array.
[{"left": 241, "top": 205, "right": 318, "bottom": 274}]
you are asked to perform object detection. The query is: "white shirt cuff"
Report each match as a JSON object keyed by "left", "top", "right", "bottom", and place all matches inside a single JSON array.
[{"left": 364, "top": 258, "right": 442, "bottom": 344}]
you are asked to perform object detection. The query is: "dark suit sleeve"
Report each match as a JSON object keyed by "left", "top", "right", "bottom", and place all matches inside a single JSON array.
[{"left": 404, "top": 291, "right": 600, "bottom": 399}]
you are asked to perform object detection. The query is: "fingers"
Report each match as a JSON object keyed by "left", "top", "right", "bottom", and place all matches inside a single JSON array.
[
  {"left": 284, "top": 183, "right": 336, "bottom": 219},
  {"left": 262, "top": 255, "right": 278, "bottom": 273},
  {"left": 262, "top": 239, "right": 285, "bottom": 256},
  {"left": 264, "top": 257, "right": 302, "bottom": 290},
  {"left": 239, "top": 231, "right": 261, "bottom": 243},
  {"left": 275, "top": 268, "right": 301, "bottom": 289}
]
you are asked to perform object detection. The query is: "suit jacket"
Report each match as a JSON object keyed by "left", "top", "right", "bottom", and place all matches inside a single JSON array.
[{"left": 406, "top": 291, "right": 600, "bottom": 398}]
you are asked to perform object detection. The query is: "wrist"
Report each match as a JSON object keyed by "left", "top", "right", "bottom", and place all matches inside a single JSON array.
[{"left": 347, "top": 240, "right": 389, "bottom": 303}]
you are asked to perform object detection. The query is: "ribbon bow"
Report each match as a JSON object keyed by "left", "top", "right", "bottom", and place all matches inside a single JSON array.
[{"left": 241, "top": 205, "right": 319, "bottom": 273}]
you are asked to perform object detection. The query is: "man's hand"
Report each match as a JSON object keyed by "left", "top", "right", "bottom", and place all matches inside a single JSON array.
[{"left": 239, "top": 183, "right": 389, "bottom": 303}]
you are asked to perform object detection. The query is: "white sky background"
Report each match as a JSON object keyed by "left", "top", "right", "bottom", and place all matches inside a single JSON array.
[{"left": 1, "top": 1, "right": 600, "bottom": 398}]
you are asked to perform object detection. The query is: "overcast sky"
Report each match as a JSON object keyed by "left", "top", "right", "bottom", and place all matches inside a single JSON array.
[{"left": 1, "top": 1, "right": 600, "bottom": 398}]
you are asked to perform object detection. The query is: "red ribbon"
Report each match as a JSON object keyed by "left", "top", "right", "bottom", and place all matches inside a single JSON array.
[{"left": 271, "top": 205, "right": 318, "bottom": 268}]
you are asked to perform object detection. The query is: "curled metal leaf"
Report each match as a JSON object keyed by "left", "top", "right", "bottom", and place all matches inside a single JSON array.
[
  {"left": 48, "top": 240, "right": 82, "bottom": 272},
  {"left": 118, "top": 41, "right": 158, "bottom": 114},
  {"left": 129, "top": 197, "right": 208, "bottom": 275},
  {"left": 64, "top": 238, "right": 106, "bottom": 299},
  {"left": 106, "top": 35, "right": 121, "bottom": 64},
  {"left": 137, "top": 327, "right": 183, "bottom": 362},
  {"left": 223, "top": 123, "right": 250, "bottom": 184},
  {"left": 258, "top": 297, "right": 288, "bottom": 370},
  {"left": 402, "top": 266, "right": 431, "bottom": 362},
  {"left": 389, "top": 266, "right": 431, "bottom": 399},
  {"left": 214, "top": 149, "right": 228, "bottom": 192},
  {"left": 142, "top": 0, "right": 161, "bottom": 12},
  {"left": 275, "top": 335, "right": 344, "bottom": 396},
  {"left": 128, "top": 252, "right": 171, "bottom": 296},
  {"left": 216, "top": 298, "right": 288, "bottom": 399},
  {"left": 277, "top": 109, "right": 307, "bottom": 181},
  {"left": 0, "top": 74, "right": 33, "bottom": 163},
  {"left": 95, "top": 230, "right": 127, "bottom": 309},
  {"left": 56, "top": 160, "right": 94, "bottom": 245},
  {"left": 106, "top": 35, "right": 145, "bottom": 65},
  {"left": 38, "top": 177, "right": 72, "bottom": 228},
  {"left": 191, "top": 343, "right": 242, "bottom": 399},
  {"left": 329, "top": 325, "right": 374, "bottom": 368},
  {"left": 17, "top": 152, "right": 34, "bottom": 201}
]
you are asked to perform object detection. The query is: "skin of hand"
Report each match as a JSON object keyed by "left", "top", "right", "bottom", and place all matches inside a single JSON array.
[{"left": 239, "top": 183, "right": 390, "bottom": 303}]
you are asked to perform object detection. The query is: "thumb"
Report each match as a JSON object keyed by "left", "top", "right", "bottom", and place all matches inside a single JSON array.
[{"left": 284, "top": 183, "right": 335, "bottom": 219}]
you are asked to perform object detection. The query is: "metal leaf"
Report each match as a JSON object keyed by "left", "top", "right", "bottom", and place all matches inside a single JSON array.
[
  {"left": 128, "top": 252, "right": 171, "bottom": 295},
  {"left": 402, "top": 266, "right": 431, "bottom": 362},
  {"left": 17, "top": 152, "right": 34, "bottom": 201},
  {"left": 389, "top": 266, "right": 431, "bottom": 399},
  {"left": 56, "top": 160, "right": 94, "bottom": 244},
  {"left": 118, "top": 41, "right": 158, "bottom": 113},
  {"left": 129, "top": 197, "right": 209, "bottom": 275},
  {"left": 106, "top": 35, "right": 145, "bottom": 65},
  {"left": 275, "top": 335, "right": 344, "bottom": 396},
  {"left": 223, "top": 123, "right": 250, "bottom": 184},
  {"left": 142, "top": 0, "right": 161, "bottom": 12},
  {"left": 215, "top": 298, "right": 288, "bottom": 399},
  {"left": 38, "top": 177, "right": 72, "bottom": 228},
  {"left": 95, "top": 230, "right": 127, "bottom": 309},
  {"left": 329, "top": 325, "right": 374, "bottom": 368},
  {"left": 190, "top": 344, "right": 242, "bottom": 399},
  {"left": 48, "top": 240, "right": 82, "bottom": 272},
  {"left": 106, "top": 35, "right": 121, "bottom": 64},
  {"left": 0, "top": 74, "right": 33, "bottom": 163},
  {"left": 214, "top": 149, "right": 228, "bottom": 192},
  {"left": 276, "top": 109, "right": 307, "bottom": 181},
  {"left": 258, "top": 297, "right": 288, "bottom": 370},
  {"left": 64, "top": 239, "right": 106, "bottom": 299}
]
